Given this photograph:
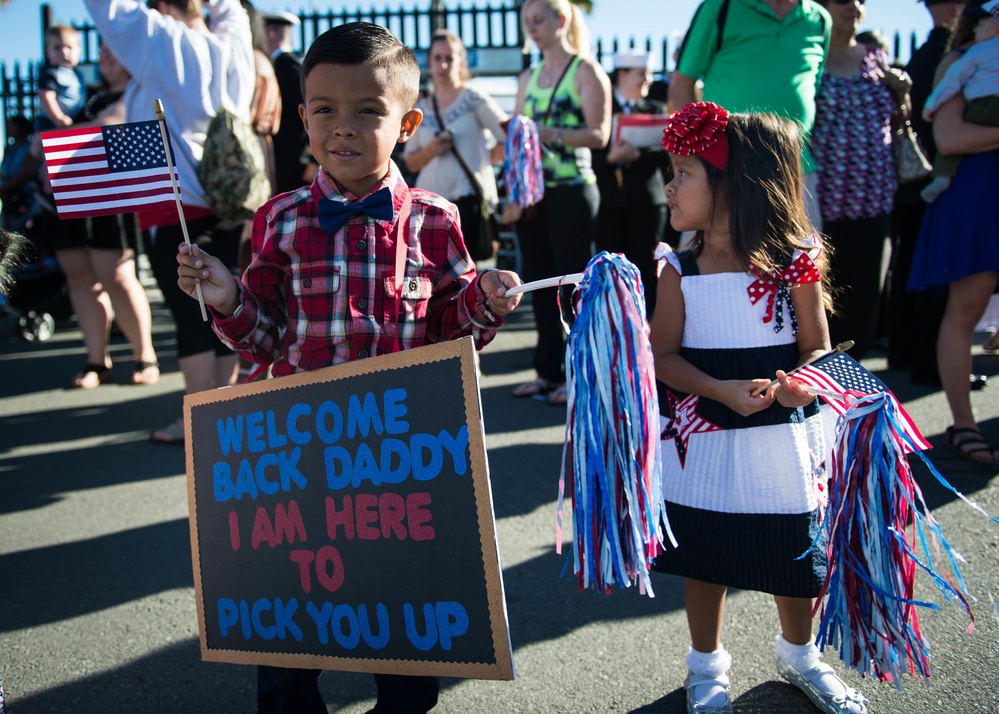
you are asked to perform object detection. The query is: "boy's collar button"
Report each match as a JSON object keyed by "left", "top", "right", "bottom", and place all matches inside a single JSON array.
[
  {"left": 356, "top": 240, "right": 367, "bottom": 251},
  {"left": 359, "top": 349, "right": 370, "bottom": 358}
]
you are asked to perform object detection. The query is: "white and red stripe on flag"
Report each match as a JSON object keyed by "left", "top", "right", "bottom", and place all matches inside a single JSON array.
[
  {"left": 41, "top": 120, "right": 177, "bottom": 219},
  {"left": 794, "top": 352, "right": 931, "bottom": 452}
]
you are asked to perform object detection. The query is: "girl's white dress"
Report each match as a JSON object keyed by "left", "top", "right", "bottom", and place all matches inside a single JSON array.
[{"left": 652, "top": 242, "right": 833, "bottom": 597}]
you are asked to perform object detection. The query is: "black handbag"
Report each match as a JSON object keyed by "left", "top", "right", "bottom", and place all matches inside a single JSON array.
[{"left": 430, "top": 95, "right": 498, "bottom": 261}]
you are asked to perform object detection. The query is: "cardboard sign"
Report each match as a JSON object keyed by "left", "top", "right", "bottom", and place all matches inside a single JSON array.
[
  {"left": 184, "top": 338, "right": 514, "bottom": 680},
  {"left": 612, "top": 113, "right": 670, "bottom": 149}
]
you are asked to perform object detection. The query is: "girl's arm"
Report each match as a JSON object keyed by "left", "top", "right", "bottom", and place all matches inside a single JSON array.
[
  {"left": 649, "top": 265, "right": 776, "bottom": 416},
  {"left": 934, "top": 93, "right": 999, "bottom": 155},
  {"left": 538, "top": 58, "right": 611, "bottom": 149},
  {"left": 775, "top": 281, "right": 831, "bottom": 408}
]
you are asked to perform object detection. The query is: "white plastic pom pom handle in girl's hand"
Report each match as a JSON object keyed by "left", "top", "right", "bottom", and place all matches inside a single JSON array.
[{"left": 505, "top": 272, "right": 584, "bottom": 296}]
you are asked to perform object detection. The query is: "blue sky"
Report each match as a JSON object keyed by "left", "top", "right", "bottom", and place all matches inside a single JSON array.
[{"left": 0, "top": 1, "right": 933, "bottom": 69}]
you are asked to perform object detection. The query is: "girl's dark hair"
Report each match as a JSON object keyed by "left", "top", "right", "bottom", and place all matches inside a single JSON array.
[
  {"left": 302, "top": 22, "right": 420, "bottom": 108},
  {"left": 0, "top": 229, "right": 31, "bottom": 298},
  {"left": 685, "top": 112, "right": 834, "bottom": 311}
]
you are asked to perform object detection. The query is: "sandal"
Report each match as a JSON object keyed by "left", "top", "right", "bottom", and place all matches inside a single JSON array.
[
  {"left": 71, "top": 363, "right": 112, "bottom": 389},
  {"left": 150, "top": 418, "right": 185, "bottom": 446},
  {"left": 547, "top": 383, "right": 569, "bottom": 405},
  {"left": 132, "top": 360, "right": 160, "bottom": 385},
  {"left": 511, "top": 376, "right": 559, "bottom": 398},
  {"left": 945, "top": 426, "right": 999, "bottom": 465}
]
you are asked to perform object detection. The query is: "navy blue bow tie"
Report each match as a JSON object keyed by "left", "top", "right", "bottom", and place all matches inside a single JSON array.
[{"left": 317, "top": 187, "right": 394, "bottom": 236}]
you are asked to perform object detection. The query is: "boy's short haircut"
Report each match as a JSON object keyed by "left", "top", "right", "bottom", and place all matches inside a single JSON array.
[
  {"left": 302, "top": 22, "right": 421, "bottom": 109},
  {"left": 45, "top": 24, "right": 80, "bottom": 42}
]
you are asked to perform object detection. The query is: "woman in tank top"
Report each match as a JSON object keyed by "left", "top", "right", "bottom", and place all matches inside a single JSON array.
[{"left": 510, "top": 0, "right": 611, "bottom": 405}]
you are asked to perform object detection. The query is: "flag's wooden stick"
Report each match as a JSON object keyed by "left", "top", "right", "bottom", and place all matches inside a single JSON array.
[
  {"left": 751, "top": 340, "right": 855, "bottom": 397},
  {"left": 154, "top": 99, "right": 207, "bottom": 321},
  {"left": 505, "top": 272, "right": 584, "bottom": 296}
]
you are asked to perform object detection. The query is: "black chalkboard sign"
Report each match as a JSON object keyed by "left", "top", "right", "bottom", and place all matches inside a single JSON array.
[{"left": 184, "top": 338, "right": 514, "bottom": 680}]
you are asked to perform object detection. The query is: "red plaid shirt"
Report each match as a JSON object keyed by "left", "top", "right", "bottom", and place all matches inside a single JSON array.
[{"left": 212, "top": 163, "right": 502, "bottom": 376}]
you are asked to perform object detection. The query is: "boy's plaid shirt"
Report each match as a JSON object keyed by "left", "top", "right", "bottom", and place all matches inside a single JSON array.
[{"left": 213, "top": 163, "right": 502, "bottom": 376}]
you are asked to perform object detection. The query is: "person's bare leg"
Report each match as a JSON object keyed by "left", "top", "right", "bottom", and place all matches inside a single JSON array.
[
  {"left": 56, "top": 247, "right": 112, "bottom": 387},
  {"left": 939, "top": 272, "right": 998, "bottom": 430},
  {"left": 686, "top": 579, "right": 727, "bottom": 652},
  {"left": 774, "top": 595, "right": 813, "bottom": 645},
  {"left": 214, "top": 353, "right": 240, "bottom": 389},
  {"left": 684, "top": 579, "right": 732, "bottom": 710},
  {"left": 152, "top": 350, "right": 220, "bottom": 443},
  {"left": 179, "top": 350, "right": 216, "bottom": 394},
  {"left": 774, "top": 595, "right": 866, "bottom": 712},
  {"left": 90, "top": 247, "right": 158, "bottom": 383}
]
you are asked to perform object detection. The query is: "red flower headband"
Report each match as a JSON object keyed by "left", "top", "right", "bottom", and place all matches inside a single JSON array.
[{"left": 661, "top": 102, "right": 730, "bottom": 171}]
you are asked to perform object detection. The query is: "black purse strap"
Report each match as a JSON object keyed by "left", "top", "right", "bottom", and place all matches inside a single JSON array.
[
  {"left": 537, "top": 55, "right": 578, "bottom": 127},
  {"left": 431, "top": 93, "right": 487, "bottom": 202}
]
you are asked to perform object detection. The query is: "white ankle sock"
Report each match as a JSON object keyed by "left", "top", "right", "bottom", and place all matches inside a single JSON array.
[
  {"left": 775, "top": 634, "right": 847, "bottom": 699},
  {"left": 686, "top": 646, "right": 732, "bottom": 708}
]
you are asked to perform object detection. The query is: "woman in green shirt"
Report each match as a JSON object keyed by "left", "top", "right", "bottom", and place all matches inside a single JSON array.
[{"left": 511, "top": 0, "right": 611, "bottom": 405}]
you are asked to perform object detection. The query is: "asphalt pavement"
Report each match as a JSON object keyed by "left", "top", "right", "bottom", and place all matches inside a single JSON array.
[{"left": 2, "top": 280, "right": 999, "bottom": 714}]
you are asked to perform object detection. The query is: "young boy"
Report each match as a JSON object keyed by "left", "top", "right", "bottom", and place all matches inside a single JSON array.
[
  {"left": 176, "top": 21, "right": 522, "bottom": 714},
  {"left": 36, "top": 24, "right": 87, "bottom": 131}
]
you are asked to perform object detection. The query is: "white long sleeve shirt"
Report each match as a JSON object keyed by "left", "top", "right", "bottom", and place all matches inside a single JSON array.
[
  {"left": 84, "top": 0, "right": 255, "bottom": 210},
  {"left": 925, "top": 36, "right": 999, "bottom": 112}
]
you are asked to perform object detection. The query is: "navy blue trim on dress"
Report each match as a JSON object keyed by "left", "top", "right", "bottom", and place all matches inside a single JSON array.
[{"left": 652, "top": 502, "right": 827, "bottom": 598}]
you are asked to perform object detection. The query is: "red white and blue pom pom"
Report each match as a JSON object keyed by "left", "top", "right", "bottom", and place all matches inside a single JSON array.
[
  {"left": 556, "top": 251, "right": 675, "bottom": 596},
  {"left": 810, "top": 391, "right": 999, "bottom": 687},
  {"left": 502, "top": 115, "right": 544, "bottom": 208}
]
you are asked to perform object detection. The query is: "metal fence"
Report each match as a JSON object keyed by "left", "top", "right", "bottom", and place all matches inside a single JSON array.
[{"left": 2, "top": 1, "right": 920, "bottom": 127}]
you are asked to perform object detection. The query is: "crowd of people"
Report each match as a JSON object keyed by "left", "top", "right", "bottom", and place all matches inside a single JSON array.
[{"left": 1, "top": 0, "right": 998, "bottom": 712}]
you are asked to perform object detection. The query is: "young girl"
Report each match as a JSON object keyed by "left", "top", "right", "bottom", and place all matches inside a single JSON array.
[{"left": 649, "top": 103, "right": 867, "bottom": 714}]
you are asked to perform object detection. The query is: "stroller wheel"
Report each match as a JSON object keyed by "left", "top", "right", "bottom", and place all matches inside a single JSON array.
[{"left": 18, "top": 311, "right": 56, "bottom": 342}]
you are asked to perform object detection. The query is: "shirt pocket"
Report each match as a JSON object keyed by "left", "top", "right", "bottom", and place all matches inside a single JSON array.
[
  {"left": 383, "top": 271, "right": 434, "bottom": 301},
  {"left": 294, "top": 262, "right": 341, "bottom": 337},
  {"left": 382, "top": 269, "right": 435, "bottom": 333}
]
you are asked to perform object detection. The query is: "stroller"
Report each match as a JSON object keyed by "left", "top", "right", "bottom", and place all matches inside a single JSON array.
[
  {"left": 7, "top": 253, "right": 71, "bottom": 341},
  {"left": 3, "top": 202, "right": 72, "bottom": 343}
]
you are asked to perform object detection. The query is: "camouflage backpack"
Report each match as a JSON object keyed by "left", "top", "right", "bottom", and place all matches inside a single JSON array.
[{"left": 198, "top": 107, "right": 271, "bottom": 221}]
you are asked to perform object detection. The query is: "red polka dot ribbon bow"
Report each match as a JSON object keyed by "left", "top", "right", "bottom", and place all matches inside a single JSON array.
[
  {"left": 747, "top": 245, "right": 821, "bottom": 334},
  {"left": 661, "top": 102, "right": 730, "bottom": 171}
]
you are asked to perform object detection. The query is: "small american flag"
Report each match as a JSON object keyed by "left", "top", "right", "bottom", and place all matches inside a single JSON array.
[
  {"left": 795, "top": 352, "right": 931, "bottom": 452},
  {"left": 41, "top": 120, "right": 177, "bottom": 219}
]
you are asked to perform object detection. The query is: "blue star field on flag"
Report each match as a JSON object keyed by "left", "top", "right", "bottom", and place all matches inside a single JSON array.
[{"left": 102, "top": 121, "right": 169, "bottom": 172}]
